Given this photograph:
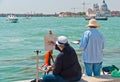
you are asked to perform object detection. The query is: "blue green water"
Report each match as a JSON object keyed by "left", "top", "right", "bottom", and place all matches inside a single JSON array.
[{"left": 0, "top": 17, "right": 120, "bottom": 82}]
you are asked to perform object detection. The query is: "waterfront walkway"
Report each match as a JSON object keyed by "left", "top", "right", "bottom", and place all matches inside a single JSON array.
[{"left": 16, "top": 75, "right": 120, "bottom": 82}]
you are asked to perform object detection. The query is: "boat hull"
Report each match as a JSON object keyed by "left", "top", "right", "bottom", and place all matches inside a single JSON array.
[
  {"left": 9, "top": 19, "right": 18, "bottom": 23},
  {"left": 85, "top": 17, "right": 108, "bottom": 20}
]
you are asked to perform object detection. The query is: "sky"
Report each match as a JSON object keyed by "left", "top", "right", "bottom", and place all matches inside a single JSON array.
[{"left": 0, "top": 0, "right": 119, "bottom": 14}]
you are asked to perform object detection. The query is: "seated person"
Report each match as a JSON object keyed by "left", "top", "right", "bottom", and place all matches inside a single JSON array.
[{"left": 42, "top": 36, "right": 82, "bottom": 82}]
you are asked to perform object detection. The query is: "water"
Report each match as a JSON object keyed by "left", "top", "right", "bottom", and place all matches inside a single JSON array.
[{"left": 0, "top": 17, "right": 120, "bottom": 82}]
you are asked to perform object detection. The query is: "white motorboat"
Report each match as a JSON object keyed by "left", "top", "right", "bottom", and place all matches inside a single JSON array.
[{"left": 7, "top": 15, "right": 18, "bottom": 23}]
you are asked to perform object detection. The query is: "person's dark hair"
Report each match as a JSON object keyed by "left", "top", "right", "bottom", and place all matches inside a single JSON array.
[{"left": 55, "top": 44, "right": 61, "bottom": 51}]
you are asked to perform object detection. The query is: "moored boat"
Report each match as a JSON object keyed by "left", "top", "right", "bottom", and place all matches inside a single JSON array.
[{"left": 85, "top": 16, "right": 108, "bottom": 20}]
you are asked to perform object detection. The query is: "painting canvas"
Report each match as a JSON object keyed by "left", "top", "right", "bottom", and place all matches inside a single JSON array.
[{"left": 44, "top": 34, "right": 57, "bottom": 50}]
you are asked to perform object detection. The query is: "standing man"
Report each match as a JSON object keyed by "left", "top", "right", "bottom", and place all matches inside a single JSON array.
[{"left": 79, "top": 19, "right": 105, "bottom": 76}]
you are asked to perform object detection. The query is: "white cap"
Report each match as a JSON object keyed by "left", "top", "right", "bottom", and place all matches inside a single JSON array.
[{"left": 56, "top": 36, "right": 68, "bottom": 46}]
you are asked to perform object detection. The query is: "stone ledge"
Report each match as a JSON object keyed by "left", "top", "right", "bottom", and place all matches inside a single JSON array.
[
  {"left": 79, "top": 75, "right": 120, "bottom": 82},
  {"left": 15, "top": 75, "right": 120, "bottom": 82}
]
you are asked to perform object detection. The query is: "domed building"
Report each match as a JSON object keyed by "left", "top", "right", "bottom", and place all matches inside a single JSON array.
[
  {"left": 101, "top": 0, "right": 108, "bottom": 11},
  {"left": 86, "top": 0, "right": 111, "bottom": 17}
]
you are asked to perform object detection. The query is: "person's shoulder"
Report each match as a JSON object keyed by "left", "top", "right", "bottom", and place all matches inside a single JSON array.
[
  {"left": 55, "top": 53, "right": 64, "bottom": 61},
  {"left": 84, "top": 29, "right": 91, "bottom": 33},
  {"left": 84, "top": 30, "right": 91, "bottom": 36},
  {"left": 69, "top": 45, "right": 75, "bottom": 51}
]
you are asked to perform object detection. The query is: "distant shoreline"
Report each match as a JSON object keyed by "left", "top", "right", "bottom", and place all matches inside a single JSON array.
[
  {"left": 0, "top": 11, "right": 120, "bottom": 17},
  {"left": 0, "top": 13, "right": 59, "bottom": 17}
]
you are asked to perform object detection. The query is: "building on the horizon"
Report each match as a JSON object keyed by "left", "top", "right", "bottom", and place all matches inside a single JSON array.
[
  {"left": 111, "top": 11, "right": 120, "bottom": 17},
  {"left": 58, "top": 12, "right": 81, "bottom": 17},
  {"left": 86, "top": 0, "right": 111, "bottom": 17}
]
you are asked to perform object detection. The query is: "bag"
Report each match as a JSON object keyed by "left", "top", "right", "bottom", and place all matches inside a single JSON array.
[
  {"left": 102, "top": 65, "right": 119, "bottom": 74},
  {"left": 111, "top": 70, "right": 120, "bottom": 77}
]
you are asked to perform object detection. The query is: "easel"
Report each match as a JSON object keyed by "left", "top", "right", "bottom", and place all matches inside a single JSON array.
[
  {"left": 39, "top": 53, "right": 54, "bottom": 75},
  {"left": 34, "top": 50, "right": 41, "bottom": 82},
  {"left": 39, "top": 30, "right": 56, "bottom": 75}
]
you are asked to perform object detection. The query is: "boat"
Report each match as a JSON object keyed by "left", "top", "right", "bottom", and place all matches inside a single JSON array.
[
  {"left": 25, "top": 16, "right": 31, "bottom": 19},
  {"left": 6, "top": 14, "right": 18, "bottom": 23},
  {"left": 71, "top": 40, "right": 80, "bottom": 44},
  {"left": 85, "top": 16, "right": 108, "bottom": 20}
]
